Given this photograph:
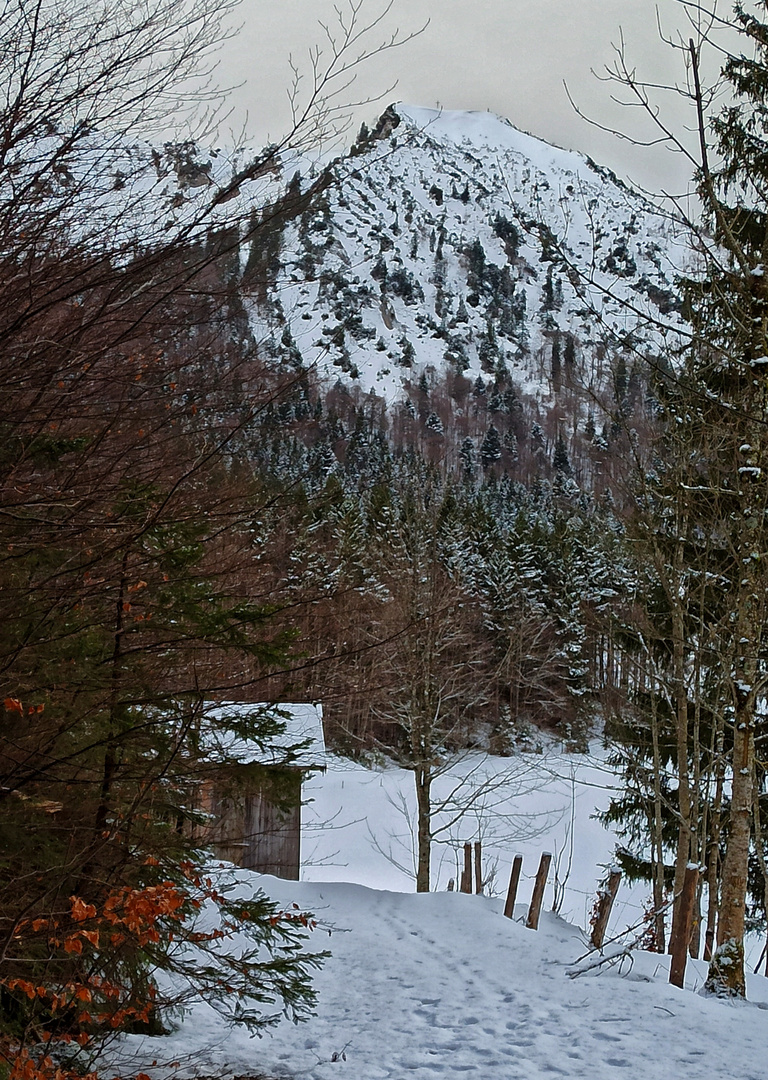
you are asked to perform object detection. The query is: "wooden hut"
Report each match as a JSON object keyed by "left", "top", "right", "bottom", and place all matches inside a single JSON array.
[{"left": 194, "top": 702, "right": 325, "bottom": 880}]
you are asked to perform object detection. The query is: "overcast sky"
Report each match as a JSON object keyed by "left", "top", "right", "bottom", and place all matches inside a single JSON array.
[{"left": 219, "top": 0, "right": 726, "bottom": 196}]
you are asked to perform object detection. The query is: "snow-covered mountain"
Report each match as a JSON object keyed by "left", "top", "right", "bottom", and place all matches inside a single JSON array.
[{"left": 248, "top": 104, "right": 689, "bottom": 402}]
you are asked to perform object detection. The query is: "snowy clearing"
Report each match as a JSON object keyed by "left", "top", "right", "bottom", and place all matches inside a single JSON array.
[
  {"left": 109, "top": 749, "right": 768, "bottom": 1080},
  {"left": 117, "top": 875, "right": 768, "bottom": 1080},
  {"left": 301, "top": 750, "right": 638, "bottom": 930}
]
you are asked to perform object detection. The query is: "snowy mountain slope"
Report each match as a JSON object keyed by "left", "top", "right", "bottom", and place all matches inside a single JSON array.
[
  {"left": 33, "top": 104, "right": 689, "bottom": 415},
  {"left": 117, "top": 874, "right": 768, "bottom": 1080},
  {"left": 253, "top": 104, "right": 690, "bottom": 400}
]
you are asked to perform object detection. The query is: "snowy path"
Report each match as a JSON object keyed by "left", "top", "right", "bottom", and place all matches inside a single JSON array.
[{"left": 120, "top": 876, "right": 768, "bottom": 1080}]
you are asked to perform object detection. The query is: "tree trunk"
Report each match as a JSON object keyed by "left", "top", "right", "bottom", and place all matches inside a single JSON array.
[
  {"left": 668, "top": 599, "right": 693, "bottom": 958},
  {"left": 415, "top": 766, "right": 432, "bottom": 892},
  {"left": 95, "top": 547, "right": 131, "bottom": 833},
  {"left": 689, "top": 654, "right": 704, "bottom": 960},
  {"left": 705, "top": 688, "right": 753, "bottom": 996},
  {"left": 670, "top": 864, "right": 699, "bottom": 988},
  {"left": 705, "top": 492, "right": 763, "bottom": 997},
  {"left": 650, "top": 681, "right": 667, "bottom": 952},
  {"left": 704, "top": 717, "right": 725, "bottom": 961}
]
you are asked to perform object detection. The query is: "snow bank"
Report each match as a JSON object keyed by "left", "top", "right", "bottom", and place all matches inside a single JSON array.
[
  {"left": 117, "top": 872, "right": 768, "bottom": 1080},
  {"left": 104, "top": 747, "right": 768, "bottom": 1080}
]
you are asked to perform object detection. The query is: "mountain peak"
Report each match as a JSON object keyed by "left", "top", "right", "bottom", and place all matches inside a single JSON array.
[
  {"left": 393, "top": 104, "right": 591, "bottom": 179},
  {"left": 248, "top": 102, "right": 686, "bottom": 400}
]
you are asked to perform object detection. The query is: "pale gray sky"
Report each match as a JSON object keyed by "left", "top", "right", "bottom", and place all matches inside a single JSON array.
[{"left": 220, "top": 0, "right": 725, "bottom": 195}]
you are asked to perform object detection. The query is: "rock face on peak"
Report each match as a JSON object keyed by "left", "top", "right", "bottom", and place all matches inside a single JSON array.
[{"left": 245, "top": 104, "right": 688, "bottom": 404}]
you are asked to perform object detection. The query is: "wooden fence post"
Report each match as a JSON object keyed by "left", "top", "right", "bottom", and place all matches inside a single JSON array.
[
  {"left": 460, "top": 842, "right": 473, "bottom": 893},
  {"left": 526, "top": 852, "right": 552, "bottom": 930},
  {"left": 503, "top": 855, "right": 523, "bottom": 919},
  {"left": 474, "top": 841, "right": 483, "bottom": 894},
  {"left": 669, "top": 865, "right": 699, "bottom": 988},
  {"left": 590, "top": 870, "right": 621, "bottom": 949}
]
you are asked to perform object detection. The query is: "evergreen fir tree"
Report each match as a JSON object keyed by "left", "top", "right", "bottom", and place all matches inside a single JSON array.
[
  {"left": 399, "top": 336, "right": 416, "bottom": 367},
  {"left": 459, "top": 436, "right": 476, "bottom": 481},
  {"left": 553, "top": 433, "right": 572, "bottom": 476},
  {"left": 680, "top": 9, "right": 768, "bottom": 996},
  {"left": 480, "top": 424, "right": 502, "bottom": 470},
  {"left": 425, "top": 412, "right": 444, "bottom": 434},
  {"left": 564, "top": 333, "right": 576, "bottom": 368}
]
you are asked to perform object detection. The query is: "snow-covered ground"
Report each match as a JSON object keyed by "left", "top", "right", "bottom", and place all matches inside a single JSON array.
[
  {"left": 301, "top": 749, "right": 640, "bottom": 933},
  {"left": 118, "top": 879, "right": 768, "bottom": 1080},
  {"left": 112, "top": 748, "right": 768, "bottom": 1080}
]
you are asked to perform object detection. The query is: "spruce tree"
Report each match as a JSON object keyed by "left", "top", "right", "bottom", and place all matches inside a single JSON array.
[
  {"left": 609, "top": 2, "right": 768, "bottom": 997},
  {"left": 425, "top": 411, "right": 444, "bottom": 434},
  {"left": 564, "top": 333, "right": 576, "bottom": 368},
  {"left": 686, "top": 11, "right": 768, "bottom": 995},
  {"left": 504, "top": 430, "right": 519, "bottom": 463},
  {"left": 459, "top": 436, "right": 476, "bottom": 482},
  {"left": 480, "top": 424, "right": 502, "bottom": 470},
  {"left": 553, "top": 433, "right": 572, "bottom": 476}
]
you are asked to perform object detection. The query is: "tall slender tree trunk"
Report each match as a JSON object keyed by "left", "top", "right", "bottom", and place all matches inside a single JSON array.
[
  {"left": 705, "top": 692, "right": 752, "bottom": 995},
  {"left": 650, "top": 679, "right": 667, "bottom": 951},
  {"left": 95, "top": 548, "right": 131, "bottom": 833},
  {"left": 705, "top": 566, "right": 760, "bottom": 995},
  {"left": 703, "top": 718, "right": 725, "bottom": 961},
  {"left": 669, "top": 600, "right": 693, "bottom": 956},
  {"left": 689, "top": 675, "right": 703, "bottom": 959},
  {"left": 415, "top": 765, "right": 432, "bottom": 892}
]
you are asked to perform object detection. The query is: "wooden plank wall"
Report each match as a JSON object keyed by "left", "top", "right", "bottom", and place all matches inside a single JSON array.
[
  {"left": 242, "top": 774, "right": 301, "bottom": 879},
  {"left": 194, "top": 771, "right": 303, "bottom": 880}
]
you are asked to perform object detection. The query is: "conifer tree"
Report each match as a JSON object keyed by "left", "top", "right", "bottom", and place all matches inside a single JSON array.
[
  {"left": 553, "top": 433, "right": 572, "bottom": 476},
  {"left": 686, "top": 11, "right": 768, "bottom": 995},
  {"left": 459, "top": 436, "right": 476, "bottom": 482},
  {"left": 602, "top": 0, "right": 768, "bottom": 996},
  {"left": 480, "top": 425, "right": 502, "bottom": 471},
  {"left": 564, "top": 333, "right": 577, "bottom": 368}
]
